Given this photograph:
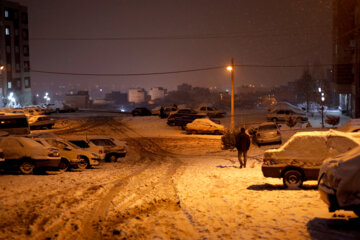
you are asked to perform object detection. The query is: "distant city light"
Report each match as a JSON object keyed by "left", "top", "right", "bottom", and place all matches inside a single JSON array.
[
  {"left": 226, "top": 66, "right": 233, "bottom": 71},
  {"left": 321, "top": 97, "right": 325, "bottom": 102},
  {"left": 318, "top": 87, "right": 322, "bottom": 93},
  {"left": 100, "top": 88, "right": 103, "bottom": 92}
]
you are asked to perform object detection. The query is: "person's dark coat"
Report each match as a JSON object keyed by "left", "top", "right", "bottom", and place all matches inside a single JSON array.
[{"left": 235, "top": 131, "right": 250, "bottom": 152}]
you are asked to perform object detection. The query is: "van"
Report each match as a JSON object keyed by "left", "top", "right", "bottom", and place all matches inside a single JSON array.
[{"left": 0, "top": 114, "right": 30, "bottom": 135}]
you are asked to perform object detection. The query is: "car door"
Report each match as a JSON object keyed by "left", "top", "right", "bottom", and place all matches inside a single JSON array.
[{"left": 0, "top": 138, "right": 25, "bottom": 159}]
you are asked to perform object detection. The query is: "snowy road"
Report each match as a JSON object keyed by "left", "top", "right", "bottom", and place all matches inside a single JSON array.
[{"left": 0, "top": 114, "right": 359, "bottom": 239}]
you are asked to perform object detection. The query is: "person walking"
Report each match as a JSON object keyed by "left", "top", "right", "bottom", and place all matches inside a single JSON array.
[{"left": 235, "top": 127, "right": 250, "bottom": 168}]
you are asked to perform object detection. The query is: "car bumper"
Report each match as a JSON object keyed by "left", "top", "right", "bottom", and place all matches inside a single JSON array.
[
  {"left": 318, "top": 183, "right": 339, "bottom": 212},
  {"left": 261, "top": 165, "right": 283, "bottom": 178},
  {"left": 257, "top": 136, "right": 281, "bottom": 144}
]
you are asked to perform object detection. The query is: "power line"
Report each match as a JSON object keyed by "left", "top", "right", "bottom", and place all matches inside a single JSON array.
[{"left": 31, "top": 63, "right": 335, "bottom": 77}]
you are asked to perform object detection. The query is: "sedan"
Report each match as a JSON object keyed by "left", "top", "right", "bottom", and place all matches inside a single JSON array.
[
  {"left": 318, "top": 146, "right": 360, "bottom": 217},
  {"left": 262, "top": 130, "right": 360, "bottom": 188},
  {"left": 253, "top": 122, "right": 282, "bottom": 146},
  {"left": 131, "top": 107, "right": 152, "bottom": 116},
  {"left": 186, "top": 118, "right": 225, "bottom": 135}
]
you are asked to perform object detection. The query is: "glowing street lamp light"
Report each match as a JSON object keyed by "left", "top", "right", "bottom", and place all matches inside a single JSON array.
[
  {"left": 227, "top": 58, "right": 235, "bottom": 131},
  {"left": 0, "top": 66, "right": 5, "bottom": 71}
]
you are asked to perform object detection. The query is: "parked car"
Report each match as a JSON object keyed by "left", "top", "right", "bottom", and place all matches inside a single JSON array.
[
  {"left": 174, "top": 114, "right": 208, "bottom": 129},
  {"left": 131, "top": 107, "right": 152, "bottom": 116},
  {"left": 195, "top": 106, "right": 226, "bottom": 118},
  {"left": 151, "top": 106, "right": 177, "bottom": 117},
  {"left": 33, "top": 137, "right": 100, "bottom": 171},
  {"left": 0, "top": 136, "right": 61, "bottom": 174},
  {"left": 67, "top": 138, "right": 106, "bottom": 160},
  {"left": 337, "top": 119, "right": 360, "bottom": 132},
  {"left": 253, "top": 122, "right": 282, "bottom": 146},
  {"left": 267, "top": 109, "right": 308, "bottom": 123},
  {"left": 186, "top": 118, "right": 225, "bottom": 134},
  {"left": 28, "top": 115, "right": 55, "bottom": 130},
  {"left": 262, "top": 130, "right": 360, "bottom": 188},
  {"left": 87, "top": 136, "right": 127, "bottom": 162},
  {"left": 318, "top": 146, "right": 360, "bottom": 217},
  {"left": 167, "top": 108, "right": 200, "bottom": 126},
  {"left": 0, "top": 114, "right": 30, "bottom": 135}
]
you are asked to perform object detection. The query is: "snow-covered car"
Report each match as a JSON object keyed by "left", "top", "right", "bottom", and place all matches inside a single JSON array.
[
  {"left": 34, "top": 137, "right": 100, "bottom": 171},
  {"left": 0, "top": 136, "right": 61, "bottom": 174},
  {"left": 195, "top": 106, "right": 226, "bottom": 118},
  {"left": 67, "top": 138, "right": 106, "bottom": 160},
  {"left": 186, "top": 118, "right": 225, "bottom": 135},
  {"left": 262, "top": 130, "right": 360, "bottom": 188},
  {"left": 87, "top": 136, "right": 127, "bottom": 162},
  {"left": 337, "top": 119, "right": 360, "bottom": 132},
  {"left": 28, "top": 115, "right": 55, "bottom": 130},
  {"left": 253, "top": 122, "right": 282, "bottom": 145},
  {"left": 267, "top": 109, "right": 308, "bottom": 123},
  {"left": 318, "top": 146, "right": 360, "bottom": 217}
]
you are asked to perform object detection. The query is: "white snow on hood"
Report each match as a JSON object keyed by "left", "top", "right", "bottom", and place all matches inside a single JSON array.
[{"left": 321, "top": 146, "right": 360, "bottom": 207}]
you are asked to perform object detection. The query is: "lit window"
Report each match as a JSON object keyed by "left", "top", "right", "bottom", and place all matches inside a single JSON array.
[
  {"left": 4, "top": 10, "right": 9, "bottom": 18},
  {"left": 8, "top": 82, "right": 12, "bottom": 89},
  {"left": 5, "top": 27, "right": 10, "bottom": 36},
  {"left": 24, "top": 77, "right": 31, "bottom": 88}
]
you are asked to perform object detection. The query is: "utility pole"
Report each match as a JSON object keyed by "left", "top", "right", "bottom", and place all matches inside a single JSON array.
[{"left": 230, "top": 58, "right": 235, "bottom": 131}]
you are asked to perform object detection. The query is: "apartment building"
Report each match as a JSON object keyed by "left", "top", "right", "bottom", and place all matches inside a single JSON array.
[{"left": 0, "top": 0, "right": 31, "bottom": 107}]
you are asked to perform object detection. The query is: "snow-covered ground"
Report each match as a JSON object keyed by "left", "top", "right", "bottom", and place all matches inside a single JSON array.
[{"left": 0, "top": 113, "right": 359, "bottom": 239}]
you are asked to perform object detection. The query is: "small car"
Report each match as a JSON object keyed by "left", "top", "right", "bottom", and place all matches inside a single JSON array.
[
  {"left": 34, "top": 137, "right": 100, "bottom": 171},
  {"left": 262, "top": 130, "right": 360, "bottom": 188},
  {"left": 195, "top": 106, "right": 226, "bottom": 118},
  {"left": 318, "top": 146, "right": 360, "bottom": 217},
  {"left": 87, "top": 136, "right": 127, "bottom": 162},
  {"left": 253, "top": 122, "right": 282, "bottom": 145},
  {"left": 167, "top": 108, "right": 199, "bottom": 126},
  {"left": 67, "top": 138, "right": 106, "bottom": 160},
  {"left": 28, "top": 115, "right": 55, "bottom": 130},
  {"left": 186, "top": 118, "right": 225, "bottom": 134},
  {"left": 131, "top": 107, "right": 152, "bottom": 116},
  {"left": 267, "top": 109, "right": 308, "bottom": 123},
  {"left": 0, "top": 136, "right": 61, "bottom": 174}
]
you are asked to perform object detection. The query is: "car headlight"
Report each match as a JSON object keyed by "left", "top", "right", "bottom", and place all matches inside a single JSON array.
[{"left": 48, "top": 150, "right": 60, "bottom": 157}]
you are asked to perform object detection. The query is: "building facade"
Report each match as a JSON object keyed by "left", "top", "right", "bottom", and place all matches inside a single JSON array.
[
  {"left": 333, "top": 0, "right": 360, "bottom": 117},
  {"left": 0, "top": 0, "right": 31, "bottom": 107},
  {"left": 128, "top": 88, "right": 146, "bottom": 104},
  {"left": 149, "top": 87, "right": 166, "bottom": 100}
]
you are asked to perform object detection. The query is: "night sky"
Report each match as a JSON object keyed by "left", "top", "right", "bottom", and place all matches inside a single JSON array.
[{"left": 17, "top": 0, "right": 332, "bottom": 96}]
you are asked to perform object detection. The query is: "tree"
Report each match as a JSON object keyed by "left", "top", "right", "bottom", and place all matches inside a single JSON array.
[{"left": 296, "top": 69, "right": 317, "bottom": 112}]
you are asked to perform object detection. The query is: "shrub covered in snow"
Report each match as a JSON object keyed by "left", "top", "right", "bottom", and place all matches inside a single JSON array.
[
  {"left": 325, "top": 115, "right": 340, "bottom": 127},
  {"left": 221, "top": 130, "right": 238, "bottom": 150}
]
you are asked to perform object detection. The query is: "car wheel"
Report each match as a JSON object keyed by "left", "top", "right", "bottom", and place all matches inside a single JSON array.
[
  {"left": 108, "top": 153, "right": 118, "bottom": 162},
  {"left": 76, "top": 157, "right": 89, "bottom": 169},
  {"left": 47, "top": 124, "right": 53, "bottom": 129},
  {"left": 283, "top": 170, "right": 303, "bottom": 189},
  {"left": 59, "top": 158, "right": 69, "bottom": 172},
  {"left": 19, "top": 160, "right": 35, "bottom": 174},
  {"left": 271, "top": 118, "right": 278, "bottom": 123}
]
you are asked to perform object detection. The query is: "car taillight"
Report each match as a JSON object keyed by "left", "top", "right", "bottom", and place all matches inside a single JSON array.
[
  {"left": 277, "top": 131, "right": 280, "bottom": 135},
  {"left": 263, "top": 158, "right": 270, "bottom": 165},
  {"left": 99, "top": 150, "right": 103, "bottom": 154},
  {"left": 0, "top": 152, "right": 4, "bottom": 158}
]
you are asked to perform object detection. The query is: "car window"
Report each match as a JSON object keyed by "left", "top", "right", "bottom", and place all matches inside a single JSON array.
[
  {"left": 327, "top": 136, "right": 358, "bottom": 156},
  {"left": 90, "top": 139, "right": 115, "bottom": 146},
  {"left": 208, "top": 107, "right": 214, "bottom": 111},
  {"left": 200, "top": 107, "right": 206, "bottom": 111},
  {"left": 277, "top": 110, "right": 284, "bottom": 114}
]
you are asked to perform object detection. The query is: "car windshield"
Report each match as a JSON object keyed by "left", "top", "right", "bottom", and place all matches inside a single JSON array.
[
  {"left": 69, "top": 140, "right": 89, "bottom": 148},
  {"left": 90, "top": 139, "right": 116, "bottom": 146},
  {"left": 259, "top": 125, "right": 277, "bottom": 131}
]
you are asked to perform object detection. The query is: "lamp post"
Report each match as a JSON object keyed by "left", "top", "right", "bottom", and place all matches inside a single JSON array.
[{"left": 227, "top": 58, "right": 235, "bottom": 131}]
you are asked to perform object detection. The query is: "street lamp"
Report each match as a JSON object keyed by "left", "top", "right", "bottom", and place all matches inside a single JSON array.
[{"left": 227, "top": 58, "right": 235, "bottom": 131}]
